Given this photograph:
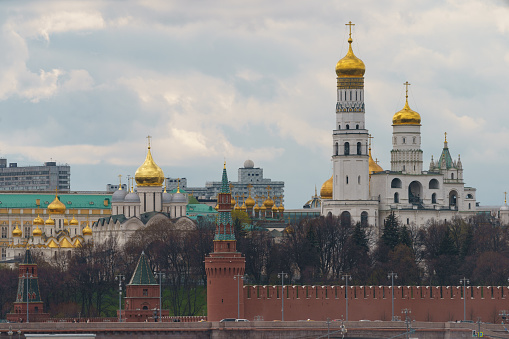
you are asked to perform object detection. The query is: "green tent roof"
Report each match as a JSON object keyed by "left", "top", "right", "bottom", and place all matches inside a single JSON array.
[{"left": 129, "top": 252, "right": 157, "bottom": 285}]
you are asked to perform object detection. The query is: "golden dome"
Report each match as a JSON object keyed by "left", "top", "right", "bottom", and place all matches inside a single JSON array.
[
  {"left": 12, "top": 225, "right": 22, "bottom": 237},
  {"left": 63, "top": 218, "right": 69, "bottom": 226},
  {"left": 245, "top": 196, "right": 255, "bottom": 208},
  {"left": 272, "top": 204, "right": 278, "bottom": 212},
  {"left": 48, "top": 194, "right": 66, "bottom": 214},
  {"left": 45, "top": 216, "right": 55, "bottom": 226},
  {"left": 82, "top": 224, "right": 92, "bottom": 236},
  {"left": 263, "top": 196, "right": 274, "bottom": 209},
  {"left": 33, "top": 215, "right": 44, "bottom": 226},
  {"left": 214, "top": 204, "right": 219, "bottom": 211},
  {"left": 241, "top": 202, "right": 247, "bottom": 211},
  {"left": 260, "top": 204, "right": 266, "bottom": 211},
  {"left": 320, "top": 176, "right": 333, "bottom": 199},
  {"left": 279, "top": 205, "right": 285, "bottom": 213},
  {"left": 336, "top": 37, "right": 365, "bottom": 78},
  {"left": 234, "top": 203, "right": 241, "bottom": 211},
  {"left": 230, "top": 197, "right": 236, "bottom": 209},
  {"left": 69, "top": 216, "right": 79, "bottom": 226},
  {"left": 392, "top": 93, "right": 421, "bottom": 126},
  {"left": 135, "top": 145, "right": 165, "bottom": 187},
  {"left": 369, "top": 148, "right": 384, "bottom": 174},
  {"left": 33, "top": 226, "right": 42, "bottom": 237},
  {"left": 254, "top": 203, "right": 260, "bottom": 212}
]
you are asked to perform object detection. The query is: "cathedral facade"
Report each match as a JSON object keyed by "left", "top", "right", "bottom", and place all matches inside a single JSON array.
[{"left": 321, "top": 25, "right": 477, "bottom": 230}]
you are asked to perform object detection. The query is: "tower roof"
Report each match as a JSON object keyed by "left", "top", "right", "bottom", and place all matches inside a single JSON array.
[
  {"left": 129, "top": 252, "right": 157, "bottom": 285},
  {"left": 22, "top": 249, "right": 35, "bottom": 265},
  {"left": 220, "top": 162, "right": 230, "bottom": 194},
  {"left": 438, "top": 133, "right": 454, "bottom": 169},
  {"left": 336, "top": 22, "right": 365, "bottom": 78},
  {"left": 135, "top": 138, "right": 165, "bottom": 187}
]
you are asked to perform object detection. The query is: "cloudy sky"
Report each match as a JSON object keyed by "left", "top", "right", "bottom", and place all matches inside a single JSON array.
[{"left": 0, "top": 0, "right": 508, "bottom": 208}]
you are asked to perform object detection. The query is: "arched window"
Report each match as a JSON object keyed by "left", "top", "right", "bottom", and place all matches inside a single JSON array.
[
  {"left": 451, "top": 173, "right": 454, "bottom": 179},
  {"left": 391, "top": 178, "right": 402, "bottom": 188},
  {"left": 346, "top": 124, "right": 350, "bottom": 130},
  {"left": 357, "top": 142, "right": 362, "bottom": 155},
  {"left": 432, "top": 193, "right": 437, "bottom": 204},
  {"left": 449, "top": 190, "right": 458, "bottom": 207},
  {"left": 340, "top": 211, "right": 351, "bottom": 227},
  {"left": 466, "top": 194, "right": 473, "bottom": 199},
  {"left": 413, "top": 137, "right": 416, "bottom": 144},
  {"left": 338, "top": 124, "right": 341, "bottom": 130},
  {"left": 403, "top": 137, "right": 406, "bottom": 144},
  {"left": 350, "top": 91, "right": 352, "bottom": 100},
  {"left": 334, "top": 142, "right": 339, "bottom": 156},
  {"left": 358, "top": 175, "right": 361, "bottom": 184},
  {"left": 394, "top": 192, "right": 399, "bottom": 203},
  {"left": 346, "top": 176, "right": 349, "bottom": 184},
  {"left": 356, "top": 124, "right": 359, "bottom": 129},
  {"left": 429, "top": 179, "right": 439, "bottom": 189},
  {"left": 361, "top": 211, "right": 368, "bottom": 227},
  {"left": 344, "top": 142, "right": 350, "bottom": 155},
  {"left": 408, "top": 181, "right": 423, "bottom": 205},
  {"left": 469, "top": 203, "right": 471, "bottom": 209}
]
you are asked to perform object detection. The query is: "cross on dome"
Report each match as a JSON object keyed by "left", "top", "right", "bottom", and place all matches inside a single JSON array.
[
  {"left": 345, "top": 21, "right": 355, "bottom": 39},
  {"left": 403, "top": 81, "right": 411, "bottom": 98}
]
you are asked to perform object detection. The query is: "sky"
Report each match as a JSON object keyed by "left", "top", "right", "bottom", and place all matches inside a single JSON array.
[{"left": 0, "top": 0, "right": 508, "bottom": 209}]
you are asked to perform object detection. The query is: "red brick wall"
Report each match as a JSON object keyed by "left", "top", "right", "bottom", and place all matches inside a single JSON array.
[{"left": 243, "top": 285, "right": 508, "bottom": 322}]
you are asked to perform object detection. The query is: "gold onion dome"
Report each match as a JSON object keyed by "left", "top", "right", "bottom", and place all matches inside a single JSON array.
[
  {"left": 135, "top": 144, "right": 165, "bottom": 187},
  {"left": 12, "top": 225, "right": 22, "bottom": 237},
  {"left": 272, "top": 203, "right": 278, "bottom": 212},
  {"left": 230, "top": 197, "right": 236, "bottom": 208},
  {"left": 392, "top": 96, "right": 421, "bottom": 125},
  {"left": 45, "top": 216, "right": 55, "bottom": 226},
  {"left": 279, "top": 205, "right": 285, "bottom": 212},
  {"left": 63, "top": 218, "right": 69, "bottom": 226},
  {"left": 82, "top": 224, "right": 93, "bottom": 236},
  {"left": 241, "top": 202, "right": 247, "bottom": 211},
  {"left": 245, "top": 196, "right": 255, "bottom": 208},
  {"left": 320, "top": 176, "right": 333, "bottom": 199},
  {"left": 336, "top": 37, "right": 365, "bottom": 78},
  {"left": 263, "top": 196, "right": 274, "bottom": 209},
  {"left": 32, "top": 226, "right": 42, "bottom": 237},
  {"left": 369, "top": 149, "right": 384, "bottom": 174},
  {"left": 33, "top": 215, "right": 44, "bottom": 226},
  {"left": 260, "top": 204, "right": 266, "bottom": 211},
  {"left": 254, "top": 203, "right": 260, "bottom": 212},
  {"left": 69, "top": 216, "right": 79, "bottom": 226},
  {"left": 48, "top": 194, "right": 66, "bottom": 214}
]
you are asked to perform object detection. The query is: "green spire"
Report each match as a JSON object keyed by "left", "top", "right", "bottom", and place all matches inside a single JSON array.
[
  {"left": 215, "top": 164, "right": 235, "bottom": 241},
  {"left": 220, "top": 161, "right": 230, "bottom": 194},
  {"left": 22, "top": 249, "right": 34, "bottom": 265},
  {"left": 438, "top": 138, "right": 454, "bottom": 170},
  {"left": 128, "top": 251, "right": 157, "bottom": 285}
]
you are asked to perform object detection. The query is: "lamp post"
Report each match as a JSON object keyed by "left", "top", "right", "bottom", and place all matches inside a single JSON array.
[
  {"left": 387, "top": 272, "right": 398, "bottom": 321},
  {"left": 341, "top": 274, "right": 352, "bottom": 321},
  {"left": 115, "top": 274, "right": 125, "bottom": 322},
  {"left": 277, "top": 272, "right": 288, "bottom": 321},
  {"left": 154, "top": 271, "right": 165, "bottom": 322},
  {"left": 460, "top": 277, "right": 470, "bottom": 321},
  {"left": 402, "top": 308, "right": 411, "bottom": 339},
  {"left": 21, "top": 272, "right": 33, "bottom": 323},
  {"left": 233, "top": 274, "right": 245, "bottom": 319}
]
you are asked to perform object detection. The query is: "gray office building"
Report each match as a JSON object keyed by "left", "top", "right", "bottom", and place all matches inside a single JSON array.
[{"left": 0, "top": 159, "right": 70, "bottom": 191}]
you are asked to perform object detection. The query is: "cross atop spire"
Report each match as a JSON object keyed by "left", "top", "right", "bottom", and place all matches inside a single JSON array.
[
  {"left": 346, "top": 21, "right": 355, "bottom": 39},
  {"left": 505, "top": 191, "right": 507, "bottom": 204},
  {"left": 368, "top": 134, "right": 374, "bottom": 148},
  {"left": 266, "top": 185, "right": 272, "bottom": 197},
  {"left": 403, "top": 81, "right": 411, "bottom": 99},
  {"left": 118, "top": 174, "right": 122, "bottom": 189},
  {"left": 444, "top": 132, "right": 447, "bottom": 143},
  {"left": 146, "top": 135, "right": 152, "bottom": 149}
]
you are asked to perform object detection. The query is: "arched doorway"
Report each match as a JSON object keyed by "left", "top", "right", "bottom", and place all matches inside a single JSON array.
[{"left": 408, "top": 181, "right": 423, "bottom": 205}]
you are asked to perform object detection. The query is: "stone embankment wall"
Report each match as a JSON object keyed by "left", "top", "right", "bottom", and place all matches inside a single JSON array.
[{"left": 244, "top": 285, "right": 508, "bottom": 322}]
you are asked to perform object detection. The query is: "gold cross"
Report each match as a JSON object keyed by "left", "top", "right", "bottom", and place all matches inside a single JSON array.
[
  {"left": 346, "top": 21, "right": 355, "bottom": 38},
  {"left": 444, "top": 132, "right": 447, "bottom": 142},
  {"left": 266, "top": 185, "right": 272, "bottom": 197},
  {"left": 403, "top": 81, "right": 411, "bottom": 99},
  {"left": 118, "top": 174, "right": 122, "bottom": 188},
  {"left": 368, "top": 134, "right": 374, "bottom": 148},
  {"left": 505, "top": 192, "right": 507, "bottom": 204},
  {"left": 146, "top": 135, "right": 152, "bottom": 148}
]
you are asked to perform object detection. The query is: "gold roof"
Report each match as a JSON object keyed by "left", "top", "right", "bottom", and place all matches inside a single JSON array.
[
  {"left": 335, "top": 24, "right": 365, "bottom": 78},
  {"left": 82, "top": 224, "right": 92, "bottom": 236},
  {"left": 369, "top": 148, "right": 384, "bottom": 174},
  {"left": 73, "top": 238, "right": 83, "bottom": 247},
  {"left": 392, "top": 82, "right": 421, "bottom": 125},
  {"left": 263, "top": 196, "right": 274, "bottom": 208},
  {"left": 48, "top": 193, "right": 66, "bottom": 214},
  {"left": 12, "top": 225, "right": 22, "bottom": 237},
  {"left": 135, "top": 143, "right": 165, "bottom": 187},
  {"left": 320, "top": 176, "right": 333, "bottom": 199},
  {"left": 45, "top": 216, "right": 55, "bottom": 226},
  {"left": 48, "top": 239, "right": 58, "bottom": 248},
  {"left": 63, "top": 218, "right": 69, "bottom": 226},
  {"left": 32, "top": 226, "right": 42, "bottom": 237},
  {"left": 69, "top": 216, "right": 79, "bottom": 226},
  {"left": 33, "top": 215, "right": 44, "bottom": 226},
  {"left": 254, "top": 203, "right": 260, "bottom": 212},
  {"left": 60, "top": 238, "right": 74, "bottom": 248},
  {"left": 278, "top": 205, "right": 285, "bottom": 212},
  {"left": 245, "top": 196, "right": 255, "bottom": 208}
]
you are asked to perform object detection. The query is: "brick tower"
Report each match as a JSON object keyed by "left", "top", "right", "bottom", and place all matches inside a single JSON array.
[
  {"left": 7, "top": 249, "right": 49, "bottom": 322},
  {"left": 205, "top": 163, "right": 246, "bottom": 321},
  {"left": 123, "top": 251, "right": 168, "bottom": 322}
]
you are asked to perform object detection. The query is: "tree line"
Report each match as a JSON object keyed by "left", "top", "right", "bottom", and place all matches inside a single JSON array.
[{"left": 0, "top": 212, "right": 508, "bottom": 319}]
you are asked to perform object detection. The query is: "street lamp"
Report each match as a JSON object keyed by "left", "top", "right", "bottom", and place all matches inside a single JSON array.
[
  {"left": 460, "top": 277, "right": 470, "bottom": 321},
  {"left": 21, "top": 272, "right": 33, "bottom": 323},
  {"left": 154, "top": 271, "right": 165, "bottom": 322},
  {"left": 233, "top": 274, "right": 245, "bottom": 319},
  {"left": 387, "top": 272, "right": 398, "bottom": 321},
  {"left": 402, "top": 308, "right": 411, "bottom": 339},
  {"left": 115, "top": 274, "right": 125, "bottom": 322},
  {"left": 342, "top": 274, "right": 352, "bottom": 321},
  {"left": 277, "top": 272, "right": 288, "bottom": 321}
]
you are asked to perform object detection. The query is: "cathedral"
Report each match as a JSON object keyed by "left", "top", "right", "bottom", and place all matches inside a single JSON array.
[{"left": 320, "top": 23, "right": 478, "bottom": 230}]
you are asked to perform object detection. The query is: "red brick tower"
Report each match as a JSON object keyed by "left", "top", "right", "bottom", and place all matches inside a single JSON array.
[
  {"left": 205, "top": 163, "right": 246, "bottom": 321},
  {"left": 123, "top": 251, "right": 168, "bottom": 322},
  {"left": 7, "top": 249, "right": 49, "bottom": 322}
]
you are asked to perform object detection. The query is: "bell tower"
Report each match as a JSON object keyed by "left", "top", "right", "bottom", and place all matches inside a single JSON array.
[{"left": 205, "top": 163, "right": 246, "bottom": 321}]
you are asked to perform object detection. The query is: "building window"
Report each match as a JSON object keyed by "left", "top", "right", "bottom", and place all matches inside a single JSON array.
[
  {"left": 432, "top": 193, "right": 437, "bottom": 204},
  {"left": 451, "top": 173, "right": 454, "bottom": 179},
  {"left": 394, "top": 192, "right": 399, "bottom": 203},
  {"left": 357, "top": 142, "right": 362, "bottom": 155},
  {"left": 346, "top": 124, "right": 350, "bottom": 130},
  {"left": 429, "top": 179, "right": 439, "bottom": 189},
  {"left": 143, "top": 289, "right": 148, "bottom": 296},
  {"left": 346, "top": 176, "right": 349, "bottom": 184},
  {"left": 335, "top": 142, "right": 339, "bottom": 156},
  {"left": 391, "top": 178, "right": 402, "bottom": 188},
  {"left": 344, "top": 142, "right": 350, "bottom": 155},
  {"left": 1, "top": 227, "right": 6, "bottom": 238},
  {"left": 356, "top": 124, "right": 359, "bottom": 129},
  {"left": 361, "top": 211, "right": 368, "bottom": 227},
  {"left": 358, "top": 175, "right": 361, "bottom": 184}
]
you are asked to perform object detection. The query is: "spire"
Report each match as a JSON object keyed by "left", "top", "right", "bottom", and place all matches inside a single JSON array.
[
  {"left": 214, "top": 164, "right": 235, "bottom": 242},
  {"left": 129, "top": 252, "right": 157, "bottom": 285},
  {"left": 438, "top": 132, "right": 454, "bottom": 170},
  {"left": 22, "top": 249, "right": 34, "bottom": 265},
  {"left": 221, "top": 163, "right": 230, "bottom": 194}
]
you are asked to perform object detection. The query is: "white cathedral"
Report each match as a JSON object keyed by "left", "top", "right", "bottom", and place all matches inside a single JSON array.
[{"left": 320, "top": 25, "right": 479, "bottom": 230}]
